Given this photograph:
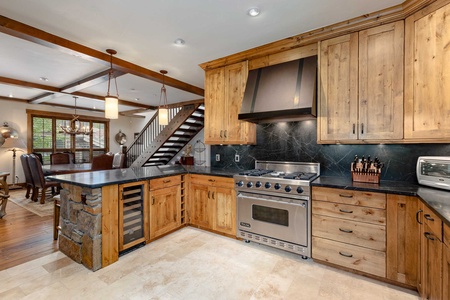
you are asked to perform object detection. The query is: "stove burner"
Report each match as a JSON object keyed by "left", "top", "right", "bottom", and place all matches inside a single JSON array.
[
  {"left": 239, "top": 169, "right": 274, "bottom": 176},
  {"left": 283, "top": 172, "right": 317, "bottom": 180}
]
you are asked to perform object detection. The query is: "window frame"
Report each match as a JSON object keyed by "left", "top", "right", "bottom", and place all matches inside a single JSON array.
[{"left": 27, "top": 109, "right": 110, "bottom": 164}]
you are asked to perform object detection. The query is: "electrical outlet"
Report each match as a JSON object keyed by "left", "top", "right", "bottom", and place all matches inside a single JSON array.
[
  {"left": 215, "top": 154, "right": 220, "bottom": 161},
  {"left": 235, "top": 154, "right": 240, "bottom": 162}
]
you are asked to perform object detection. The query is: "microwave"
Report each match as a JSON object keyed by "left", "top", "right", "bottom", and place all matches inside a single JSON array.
[{"left": 416, "top": 156, "right": 450, "bottom": 190}]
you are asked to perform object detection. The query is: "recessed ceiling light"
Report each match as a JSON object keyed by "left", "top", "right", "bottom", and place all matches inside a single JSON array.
[
  {"left": 247, "top": 7, "right": 260, "bottom": 17},
  {"left": 174, "top": 38, "right": 186, "bottom": 46},
  {"left": 39, "top": 77, "right": 49, "bottom": 82},
  {"left": 135, "top": 98, "right": 140, "bottom": 101},
  {"left": 8, "top": 93, "right": 13, "bottom": 98}
]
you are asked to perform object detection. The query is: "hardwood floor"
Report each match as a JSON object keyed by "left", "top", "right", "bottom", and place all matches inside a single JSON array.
[{"left": 0, "top": 190, "right": 58, "bottom": 271}]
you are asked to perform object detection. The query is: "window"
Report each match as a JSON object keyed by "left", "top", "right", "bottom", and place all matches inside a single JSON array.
[{"left": 27, "top": 110, "right": 109, "bottom": 164}]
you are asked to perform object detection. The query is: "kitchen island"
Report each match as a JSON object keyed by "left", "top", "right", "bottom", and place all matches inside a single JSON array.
[{"left": 47, "top": 165, "right": 238, "bottom": 271}]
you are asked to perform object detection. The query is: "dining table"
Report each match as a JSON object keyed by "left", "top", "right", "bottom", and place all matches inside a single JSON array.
[
  {"left": 0, "top": 172, "right": 10, "bottom": 218},
  {"left": 42, "top": 163, "right": 92, "bottom": 176}
]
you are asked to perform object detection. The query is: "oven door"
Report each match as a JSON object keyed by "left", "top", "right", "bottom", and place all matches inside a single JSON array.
[{"left": 237, "top": 192, "right": 308, "bottom": 246}]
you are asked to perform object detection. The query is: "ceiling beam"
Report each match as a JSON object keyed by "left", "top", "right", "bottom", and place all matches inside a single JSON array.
[
  {"left": 0, "top": 75, "right": 153, "bottom": 109},
  {"left": 0, "top": 15, "right": 204, "bottom": 96},
  {"left": 60, "top": 69, "right": 126, "bottom": 93}
]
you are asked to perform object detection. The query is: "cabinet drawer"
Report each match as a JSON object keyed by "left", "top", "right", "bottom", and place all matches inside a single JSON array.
[
  {"left": 312, "top": 214, "right": 386, "bottom": 251},
  {"left": 312, "top": 237, "right": 386, "bottom": 278},
  {"left": 150, "top": 175, "right": 181, "bottom": 190},
  {"left": 422, "top": 204, "right": 442, "bottom": 238},
  {"left": 312, "top": 187, "right": 386, "bottom": 209},
  {"left": 190, "top": 174, "right": 234, "bottom": 188},
  {"left": 313, "top": 200, "right": 386, "bottom": 225}
]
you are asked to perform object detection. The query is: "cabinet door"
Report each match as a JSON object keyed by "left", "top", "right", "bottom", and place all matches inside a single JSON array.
[
  {"left": 421, "top": 222, "right": 443, "bottom": 300},
  {"left": 359, "top": 21, "right": 404, "bottom": 140},
  {"left": 213, "top": 186, "right": 236, "bottom": 235},
  {"left": 386, "top": 195, "right": 419, "bottom": 287},
  {"left": 443, "top": 223, "right": 450, "bottom": 300},
  {"left": 405, "top": 3, "right": 450, "bottom": 140},
  {"left": 150, "top": 185, "right": 181, "bottom": 239},
  {"left": 190, "top": 183, "right": 213, "bottom": 229},
  {"left": 204, "top": 67, "right": 225, "bottom": 144},
  {"left": 318, "top": 33, "right": 359, "bottom": 141}
]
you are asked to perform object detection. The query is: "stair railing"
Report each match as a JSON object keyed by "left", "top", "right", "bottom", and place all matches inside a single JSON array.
[{"left": 125, "top": 106, "right": 182, "bottom": 167}]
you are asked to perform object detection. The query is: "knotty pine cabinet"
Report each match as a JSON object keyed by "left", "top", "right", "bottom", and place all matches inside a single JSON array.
[
  {"left": 443, "top": 222, "right": 450, "bottom": 300},
  {"left": 386, "top": 195, "right": 419, "bottom": 288},
  {"left": 118, "top": 181, "right": 149, "bottom": 251},
  {"left": 312, "top": 187, "right": 387, "bottom": 278},
  {"left": 149, "top": 176, "right": 182, "bottom": 240},
  {"left": 404, "top": 2, "right": 450, "bottom": 141},
  {"left": 189, "top": 174, "right": 236, "bottom": 236},
  {"left": 318, "top": 21, "right": 404, "bottom": 143},
  {"left": 204, "top": 61, "right": 256, "bottom": 145},
  {"left": 419, "top": 202, "right": 443, "bottom": 300}
]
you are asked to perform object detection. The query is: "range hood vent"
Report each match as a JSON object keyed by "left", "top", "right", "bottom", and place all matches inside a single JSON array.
[{"left": 239, "top": 55, "right": 317, "bottom": 123}]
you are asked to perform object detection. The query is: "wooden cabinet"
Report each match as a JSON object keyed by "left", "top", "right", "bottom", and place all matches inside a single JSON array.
[
  {"left": 405, "top": 2, "right": 450, "bottom": 141},
  {"left": 443, "top": 222, "right": 450, "bottom": 300},
  {"left": 149, "top": 176, "right": 181, "bottom": 240},
  {"left": 312, "top": 187, "right": 387, "bottom": 277},
  {"left": 419, "top": 203, "right": 443, "bottom": 300},
  {"left": 189, "top": 174, "right": 236, "bottom": 236},
  {"left": 118, "top": 181, "right": 149, "bottom": 251},
  {"left": 386, "top": 195, "right": 419, "bottom": 288},
  {"left": 204, "top": 61, "right": 256, "bottom": 145},
  {"left": 318, "top": 21, "right": 404, "bottom": 143}
]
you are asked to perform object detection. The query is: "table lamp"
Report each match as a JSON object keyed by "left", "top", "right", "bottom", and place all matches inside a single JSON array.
[{"left": 1, "top": 137, "right": 26, "bottom": 189}]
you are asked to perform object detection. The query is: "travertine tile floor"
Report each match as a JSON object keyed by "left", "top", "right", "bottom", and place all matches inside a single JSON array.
[{"left": 0, "top": 227, "right": 419, "bottom": 299}]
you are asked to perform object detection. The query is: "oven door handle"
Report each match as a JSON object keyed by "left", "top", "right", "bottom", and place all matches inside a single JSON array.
[{"left": 237, "top": 192, "right": 307, "bottom": 206}]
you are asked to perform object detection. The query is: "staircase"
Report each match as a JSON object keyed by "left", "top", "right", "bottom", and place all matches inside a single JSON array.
[{"left": 126, "top": 103, "right": 204, "bottom": 167}]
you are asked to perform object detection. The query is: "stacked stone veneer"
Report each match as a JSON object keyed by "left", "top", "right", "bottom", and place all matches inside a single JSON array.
[{"left": 59, "top": 183, "right": 102, "bottom": 271}]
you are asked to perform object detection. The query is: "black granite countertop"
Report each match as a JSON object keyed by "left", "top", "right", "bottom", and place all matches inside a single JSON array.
[
  {"left": 312, "top": 176, "right": 450, "bottom": 227},
  {"left": 47, "top": 165, "right": 238, "bottom": 189}
]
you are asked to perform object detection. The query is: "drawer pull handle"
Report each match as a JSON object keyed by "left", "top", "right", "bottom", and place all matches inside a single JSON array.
[
  {"left": 338, "top": 194, "right": 353, "bottom": 198},
  {"left": 208, "top": 179, "right": 216, "bottom": 182},
  {"left": 416, "top": 209, "right": 423, "bottom": 225},
  {"left": 339, "top": 209, "right": 353, "bottom": 214},
  {"left": 339, "top": 251, "right": 353, "bottom": 258},
  {"left": 163, "top": 180, "right": 171, "bottom": 183},
  {"left": 152, "top": 196, "right": 155, "bottom": 205},
  {"left": 220, "top": 130, "right": 223, "bottom": 138},
  {"left": 424, "top": 214, "right": 434, "bottom": 222},
  {"left": 339, "top": 228, "right": 353, "bottom": 233},
  {"left": 424, "top": 232, "right": 435, "bottom": 241},
  {"left": 208, "top": 191, "right": 211, "bottom": 199}
]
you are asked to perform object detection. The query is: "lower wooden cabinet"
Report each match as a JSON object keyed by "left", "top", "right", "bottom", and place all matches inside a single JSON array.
[
  {"left": 189, "top": 174, "right": 236, "bottom": 236},
  {"left": 386, "top": 195, "right": 419, "bottom": 288},
  {"left": 149, "top": 176, "right": 181, "bottom": 240},
  {"left": 443, "top": 223, "right": 450, "bottom": 300}
]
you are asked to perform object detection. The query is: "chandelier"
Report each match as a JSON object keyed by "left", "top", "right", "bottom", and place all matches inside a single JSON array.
[
  {"left": 158, "top": 70, "right": 169, "bottom": 125},
  {"left": 105, "top": 49, "right": 119, "bottom": 119},
  {"left": 59, "top": 96, "right": 93, "bottom": 135}
]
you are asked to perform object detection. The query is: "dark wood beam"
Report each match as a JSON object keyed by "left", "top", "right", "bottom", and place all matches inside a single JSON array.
[{"left": 0, "top": 15, "right": 204, "bottom": 96}]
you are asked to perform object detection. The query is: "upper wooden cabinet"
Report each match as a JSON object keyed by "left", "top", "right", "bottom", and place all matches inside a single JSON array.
[
  {"left": 404, "top": 2, "right": 450, "bottom": 141},
  {"left": 204, "top": 61, "right": 256, "bottom": 145},
  {"left": 318, "top": 21, "right": 404, "bottom": 143}
]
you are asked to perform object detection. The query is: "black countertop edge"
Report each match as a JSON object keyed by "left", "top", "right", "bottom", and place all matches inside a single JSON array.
[{"left": 312, "top": 176, "right": 450, "bottom": 228}]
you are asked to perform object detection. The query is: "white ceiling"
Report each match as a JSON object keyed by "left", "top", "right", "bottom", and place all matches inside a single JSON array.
[{"left": 0, "top": 0, "right": 403, "bottom": 114}]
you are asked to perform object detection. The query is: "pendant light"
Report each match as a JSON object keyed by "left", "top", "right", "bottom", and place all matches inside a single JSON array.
[
  {"left": 105, "top": 49, "right": 119, "bottom": 119},
  {"left": 158, "top": 70, "right": 169, "bottom": 125},
  {"left": 59, "top": 96, "right": 93, "bottom": 135}
]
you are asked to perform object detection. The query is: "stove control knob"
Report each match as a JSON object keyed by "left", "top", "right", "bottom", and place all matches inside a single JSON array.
[
  {"left": 264, "top": 182, "right": 271, "bottom": 189},
  {"left": 296, "top": 187, "right": 304, "bottom": 194},
  {"left": 285, "top": 186, "right": 292, "bottom": 192},
  {"left": 274, "top": 183, "right": 281, "bottom": 190},
  {"left": 255, "top": 181, "right": 262, "bottom": 188},
  {"left": 247, "top": 182, "right": 253, "bottom": 188},
  {"left": 237, "top": 181, "right": 244, "bottom": 187}
]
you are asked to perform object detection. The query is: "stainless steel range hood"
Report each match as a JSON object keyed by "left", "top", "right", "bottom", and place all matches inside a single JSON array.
[{"left": 239, "top": 55, "right": 317, "bottom": 123}]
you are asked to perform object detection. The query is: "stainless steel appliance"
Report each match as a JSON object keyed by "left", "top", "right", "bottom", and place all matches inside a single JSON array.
[
  {"left": 234, "top": 160, "right": 320, "bottom": 258},
  {"left": 417, "top": 156, "right": 450, "bottom": 190}
]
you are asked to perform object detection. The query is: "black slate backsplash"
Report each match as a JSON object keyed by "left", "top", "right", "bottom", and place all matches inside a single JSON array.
[{"left": 210, "top": 120, "right": 450, "bottom": 183}]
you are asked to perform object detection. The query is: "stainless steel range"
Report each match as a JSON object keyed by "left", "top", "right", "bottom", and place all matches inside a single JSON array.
[{"left": 234, "top": 160, "right": 320, "bottom": 258}]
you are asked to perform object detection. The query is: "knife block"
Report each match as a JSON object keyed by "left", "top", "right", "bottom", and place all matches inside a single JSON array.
[{"left": 351, "top": 162, "right": 380, "bottom": 184}]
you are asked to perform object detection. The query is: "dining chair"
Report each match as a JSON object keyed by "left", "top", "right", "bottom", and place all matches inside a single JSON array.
[
  {"left": 91, "top": 153, "right": 114, "bottom": 171},
  {"left": 20, "top": 154, "right": 35, "bottom": 199},
  {"left": 50, "top": 152, "right": 71, "bottom": 165},
  {"left": 27, "top": 154, "right": 60, "bottom": 204},
  {"left": 112, "top": 153, "right": 125, "bottom": 169}
]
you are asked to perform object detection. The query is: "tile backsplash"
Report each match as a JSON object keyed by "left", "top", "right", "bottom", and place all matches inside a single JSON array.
[{"left": 210, "top": 120, "right": 450, "bottom": 183}]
